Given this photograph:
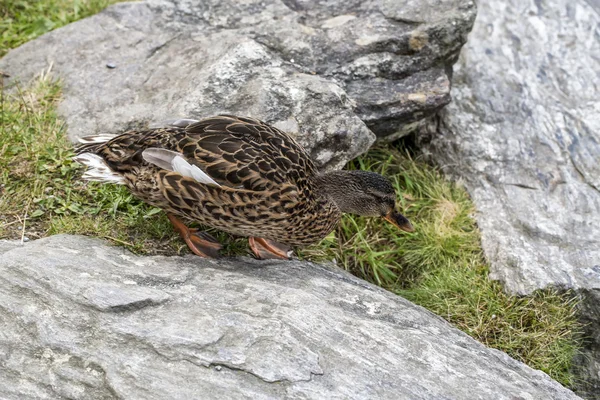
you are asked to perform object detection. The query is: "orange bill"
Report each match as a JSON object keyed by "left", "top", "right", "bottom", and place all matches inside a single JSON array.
[{"left": 383, "top": 211, "right": 415, "bottom": 233}]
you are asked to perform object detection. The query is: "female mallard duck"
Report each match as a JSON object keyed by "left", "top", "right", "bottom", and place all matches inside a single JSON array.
[{"left": 74, "top": 115, "right": 414, "bottom": 259}]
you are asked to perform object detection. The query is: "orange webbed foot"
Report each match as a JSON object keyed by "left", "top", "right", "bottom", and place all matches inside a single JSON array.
[
  {"left": 168, "top": 214, "right": 222, "bottom": 258},
  {"left": 248, "top": 237, "right": 291, "bottom": 260}
]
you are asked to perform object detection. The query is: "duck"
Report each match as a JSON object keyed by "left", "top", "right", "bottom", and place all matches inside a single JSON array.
[{"left": 73, "top": 115, "right": 414, "bottom": 259}]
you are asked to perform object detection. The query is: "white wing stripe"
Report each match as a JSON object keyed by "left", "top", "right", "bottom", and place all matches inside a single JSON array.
[
  {"left": 142, "top": 148, "right": 220, "bottom": 187},
  {"left": 172, "top": 155, "right": 220, "bottom": 187}
]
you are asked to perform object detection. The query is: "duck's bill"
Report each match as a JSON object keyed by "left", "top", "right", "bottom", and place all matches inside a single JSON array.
[{"left": 384, "top": 212, "right": 415, "bottom": 233}]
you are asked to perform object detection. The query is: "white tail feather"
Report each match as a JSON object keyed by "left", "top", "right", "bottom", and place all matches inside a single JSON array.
[
  {"left": 142, "top": 148, "right": 220, "bottom": 187},
  {"left": 73, "top": 153, "right": 125, "bottom": 184},
  {"left": 77, "top": 134, "right": 117, "bottom": 144}
]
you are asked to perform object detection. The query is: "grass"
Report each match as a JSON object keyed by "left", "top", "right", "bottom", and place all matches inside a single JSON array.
[
  {"left": 0, "top": 0, "right": 121, "bottom": 57},
  {"left": 0, "top": 0, "right": 584, "bottom": 389}
]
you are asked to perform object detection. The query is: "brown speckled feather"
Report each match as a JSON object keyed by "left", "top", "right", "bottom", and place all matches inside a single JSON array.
[{"left": 76, "top": 115, "right": 340, "bottom": 246}]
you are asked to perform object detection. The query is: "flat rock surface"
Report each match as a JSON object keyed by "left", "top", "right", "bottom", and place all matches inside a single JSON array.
[
  {"left": 422, "top": 0, "right": 600, "bottom": 296},
  {"left": 0, "top": 0, "right": 476, "bottom": 169},
  {"left": 0, "top": 235, "right": 580, "bottom": 399}
]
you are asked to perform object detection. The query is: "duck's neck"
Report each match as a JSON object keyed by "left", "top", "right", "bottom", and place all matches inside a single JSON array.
[{"left": 314, "top": 170, "right": 361, "bottom": 213}]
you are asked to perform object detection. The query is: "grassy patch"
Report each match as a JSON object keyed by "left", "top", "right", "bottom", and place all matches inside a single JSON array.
[
  {"left": 0, "top": 1, "right": 583, "bottom": 389},
  {"left": 0, "top": 0, "right": 120, "bottom": 57},
  {"left": 301, "top": 149, "right": 480, "bottom": 287}
]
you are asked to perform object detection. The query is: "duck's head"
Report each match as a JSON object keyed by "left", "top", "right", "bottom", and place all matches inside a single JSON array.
[{"left": 316, "top": 170, "right": 414, "bottom": 232}]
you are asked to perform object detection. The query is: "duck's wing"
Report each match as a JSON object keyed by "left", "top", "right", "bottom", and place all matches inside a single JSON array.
[
  {"left": 77, "top": 115, "right": 316, "bottom": 196},
  {"left": 178, "top": 115, "right": 317, "bottom": 194}
]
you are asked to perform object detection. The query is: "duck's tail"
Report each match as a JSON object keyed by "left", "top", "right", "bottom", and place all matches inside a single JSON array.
[
  {"left": 73, "top": 134, "right": 125, "bottom": 184},
  {"left": 72, "top": 153, "right": 125, "bottom": 184}
]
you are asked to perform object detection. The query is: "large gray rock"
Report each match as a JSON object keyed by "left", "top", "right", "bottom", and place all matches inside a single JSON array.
[
  {"left": 422, "top": 0, "right": 600, "bottom": 303},
  {"left": 0, "top": 0, "right": 476, "bottom": 169},
  {"left": 0, "top": 235, "right": 579, "bottom": 399},
  {"left": 420, "top": 0, "right": 600, "bottom": 396}
]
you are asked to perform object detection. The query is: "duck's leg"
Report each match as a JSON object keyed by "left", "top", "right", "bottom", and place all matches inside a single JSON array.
[
  {"left": 167, "top": 214, "right": 222, "bottom": 258},
  {"left": 248, "top": 237, "right": 291, "bottom": 260}
]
